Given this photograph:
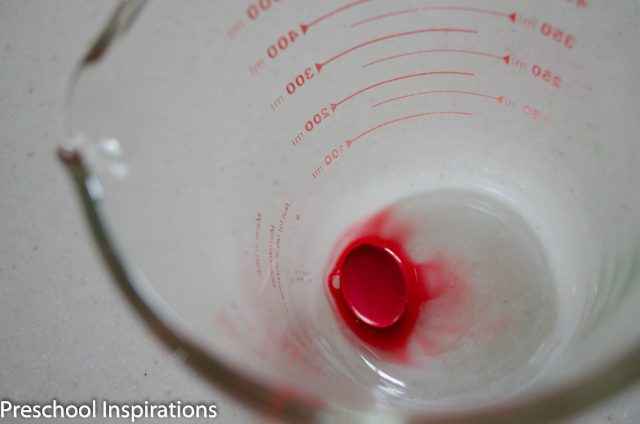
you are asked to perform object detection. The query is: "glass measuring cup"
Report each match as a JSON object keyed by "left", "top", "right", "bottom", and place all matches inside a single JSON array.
[{"left": 59, "top": 0, "right": 640, "bottom": 422}]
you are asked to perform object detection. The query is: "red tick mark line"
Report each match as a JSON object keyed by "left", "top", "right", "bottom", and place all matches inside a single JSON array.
[
  {"left": 345, "top": 112, "right": 472, "bottom": 148},
  {"left": 315, "top": 29, "right": 477, "bottom": 73},
  {"left": 421, "top": 7, "right": 516, "bottom": 23},
  {"left": 372, "top": 91, "right": 503, "bottom": 108},
  {"left": 330, "top": 72, "right": 473, "bottom": 112},
  {"left": 350, "top": 8, "right": 420, "bottom": 27},
  {"left": 300, "top": 0, "right": 374, "bottom": 34},
  {"left": 362, "top": 50, "right": 510, "bottom": 68},
  {"left": 351, "top": 7, "right": 516, "bottom": 28}
]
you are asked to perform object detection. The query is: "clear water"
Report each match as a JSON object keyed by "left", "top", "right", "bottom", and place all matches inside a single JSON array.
[{"left": 317, "top": 189, "right": 561, "bottom": 409}]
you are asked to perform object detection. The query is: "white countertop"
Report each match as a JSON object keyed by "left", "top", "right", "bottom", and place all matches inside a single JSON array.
[{"left": 0, "top": 1, "right": 638, "bottom": 423}]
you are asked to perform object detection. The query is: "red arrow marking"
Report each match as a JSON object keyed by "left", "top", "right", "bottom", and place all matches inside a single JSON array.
[
  {"left": 350, "top": 8, "right": 420, "bottom": 27},
  {"left": 331, "top": 72, "right": 473, "bottom": 112},
  {"left": 315, "top": 28, "right": 477, "bottom": 73},
  {"left": 372, "top": 91, "right": 503, "bottom": 108},
  {"left": 362, "top": 50, "right": 509, "bottom": 68},
  {"left": 300, "top": 0, "right": 374, "bottom": 34},
  {"left": 351, "top": 7, "right": 516, "bottom": 28},
  {"left": 346, "top": 112, "right": 472, "bottom": 148},
  {"left": 421, "top": 7, "right": 515, "bottom": 20}
]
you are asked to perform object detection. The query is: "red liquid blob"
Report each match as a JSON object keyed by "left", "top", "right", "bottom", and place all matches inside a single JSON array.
[
  {"left": 340, "top": 244, "right": 408, "bottom": 328},
  {"left": 326, "top": 207, "right": 469, "bottom": 364}
]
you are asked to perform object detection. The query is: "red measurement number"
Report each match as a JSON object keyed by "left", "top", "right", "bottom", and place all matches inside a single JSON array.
[
  {"left": 247, "top": 0, "right": 280, "bottom": 20},
  {"left": 267, "top": 31, "right": 300, "bottom": 59},
  {"left": 324, "top": 145, "right": 344, "bottom": 166},
  {"left": 540, "top": 23, "right": 575, "bottom": 49},
  {"left": 305, "top": 108, "right": 330, "bottom": 132},
  {"left": 531, "top": 65, "right": 561, "bottom": 89},
  {"left": 286, "top": 68, "right": 314, "bottom": 95},
  {"left": 564, "top": 0, "right": 587, "bottom": 8},
  {"left": 523, "top": 105, "right": 549, "bottom": 124},
  {"left": 312, "top": 145, "right": 344, "bottom": 179}
]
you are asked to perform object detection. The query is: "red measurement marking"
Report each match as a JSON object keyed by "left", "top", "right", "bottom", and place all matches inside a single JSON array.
[
  {"left": 372, "top": 91, "right": 502, "bottom": 108},
  {"left": 531, "top": 65, "right": 562, "bottom": 89},
  {"left": 300, "top": 0, "right": 373, "bottom": 34},
  {"left": 350, "top": 8, "right": 420, "bottom": 27},
  {"left": 421, "top": 7, "right": 516, "bottom": 22},
  {"left": 565, "top": 0, "right": 587, "bottom": 8},
  {"left": 352, "top": 7, "right": 515, "bottom": 28},
  {"left": 331, "top": 72, "right": 473, "bottom": 112},
  {"left": 540, "top": 22, "right": 575, "bottom": 49},
  {"left": 246, "top": 0, "right": 281, "bottom": 22},
  {"left": 362, "top": 50, "right": 510, "bottom": 68},
  {"left": 521, "top": 104, "right": 549, "bottom": 123},
  {"left": 315, "top": 29, "right": 477, "bottom": 73},
  {"left": 322, "top": 144, "right": 345, "bottom": 167},
  {"left": 304, "top": 107, "right": 331, "bottom": 133},
  {"left": 345, "top": 112, "right": 472, "bottom": 148}
]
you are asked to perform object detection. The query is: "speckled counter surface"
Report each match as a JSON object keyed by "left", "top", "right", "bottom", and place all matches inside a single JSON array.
[{"left": 0, "top": 1, "right": 638, "bottom": 423}]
